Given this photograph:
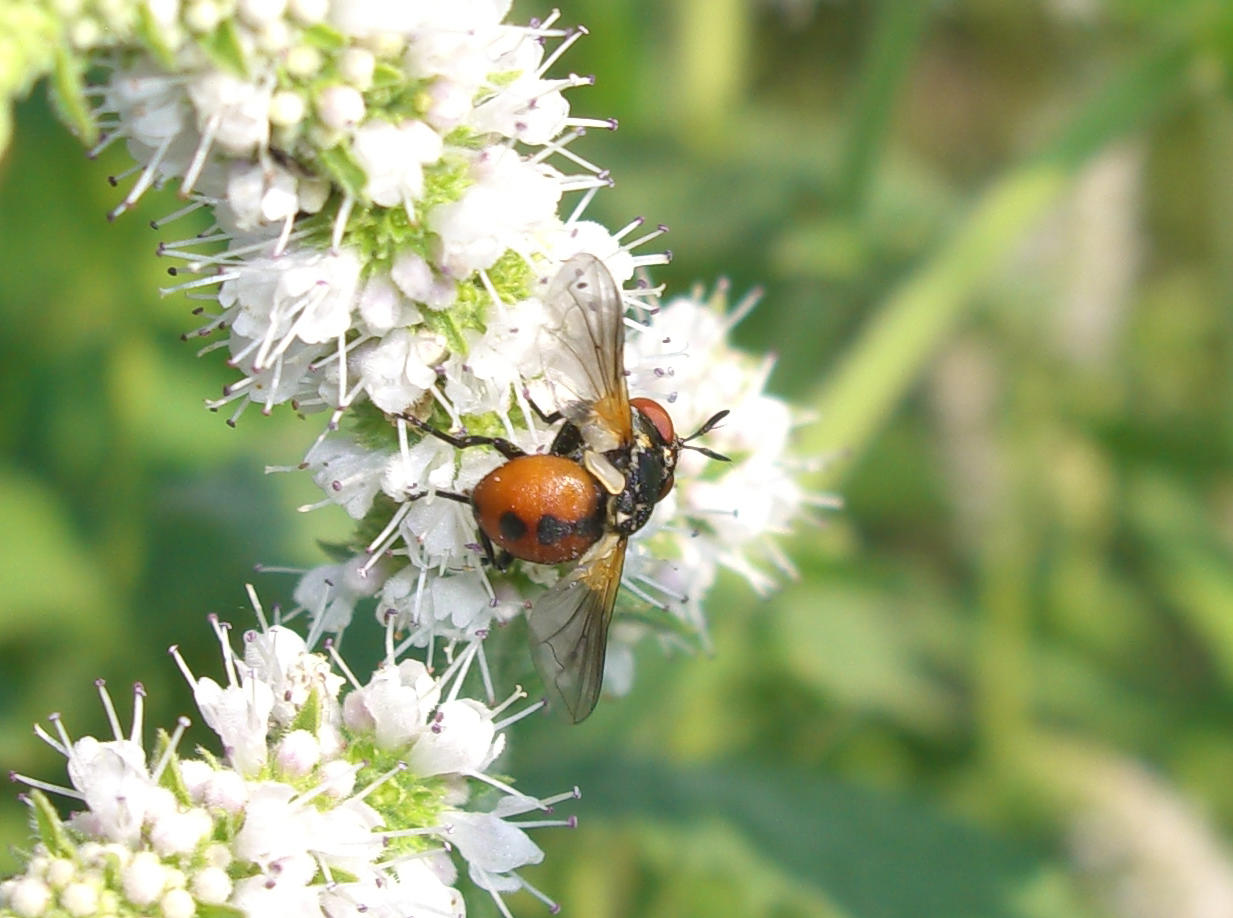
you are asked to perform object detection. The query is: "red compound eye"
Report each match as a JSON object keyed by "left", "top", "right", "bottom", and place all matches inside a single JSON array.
[{"left": 630, "top": 397, "right": 675, "bottom": 445}]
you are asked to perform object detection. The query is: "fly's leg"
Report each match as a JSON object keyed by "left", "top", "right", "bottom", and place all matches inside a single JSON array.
[
  {"left": 524, "top": 393, "right": 564, "bottom": 426},
  {"left": 400, "top": 413, "right": 526, "bottom": 460},
  {"left": 477, "top": 529, "right": 513, "bottom": 571},
  {"left": 521, "top": 393, "right": 585, "bottom": 459},
  {"left": 411, "top": 488, "right": 511, "bottom": 570}
]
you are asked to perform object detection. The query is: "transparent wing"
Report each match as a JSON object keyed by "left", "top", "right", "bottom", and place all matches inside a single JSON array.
[
  {"left": 527, "top": 534, "right": 626, "bottom": 723},
  {"left": 538, "top": 254, "right": 632, "bottom": 450}
]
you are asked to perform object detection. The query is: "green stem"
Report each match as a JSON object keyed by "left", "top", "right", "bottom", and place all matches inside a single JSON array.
[
  {"left": 674, "top": 0, "right": 749, "bottom": 143},
  {"left": 835, "top": 0, "right": 931, "bottom": 217},
  {"left": 803, "top": 41, "right": 1192, "bottom": 485}
]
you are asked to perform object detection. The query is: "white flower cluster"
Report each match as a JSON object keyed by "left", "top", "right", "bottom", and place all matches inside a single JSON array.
[
  {"left": 66, "top": 0, "right": 809, "bottom": 694},
  {"left": 3, "top": 613, "right": 570, "bottom": 918},
  {"left": 280, "top": 275, "right": 813, "bottom": 706}
]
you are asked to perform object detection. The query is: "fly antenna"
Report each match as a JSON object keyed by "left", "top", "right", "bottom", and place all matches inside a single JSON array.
[{"left": 680, "top": 410, "right": 731, "bottom": 462}]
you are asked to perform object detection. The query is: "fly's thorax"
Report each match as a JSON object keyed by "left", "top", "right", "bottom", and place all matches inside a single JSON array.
[{"left": 607, "top": 410, "right": 679, "bottom": 537}]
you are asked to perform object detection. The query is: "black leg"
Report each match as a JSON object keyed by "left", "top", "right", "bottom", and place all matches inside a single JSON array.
[
  {"left": 429, "top": 489, "right": 471, "bottom": 505},
  {"left": 524, "top": 393, "right": 563, "bottom": 426},
  {"left": 476, "top": 529, "right": 513, "bottom": 571},
  {"left": 409, "top": 489, "right": 510, "bottom": 569},
  {"left": 400, "top": 413, "right": 526, "bottom": 460}
]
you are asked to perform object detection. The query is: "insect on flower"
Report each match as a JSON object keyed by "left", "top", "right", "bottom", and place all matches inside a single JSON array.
[{"left": 403, "top": 254, "right": 730, "bottom": 722}]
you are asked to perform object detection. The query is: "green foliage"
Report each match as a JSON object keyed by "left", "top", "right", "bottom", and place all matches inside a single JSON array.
[{"left": 6, "top": 0, "right": 1233, "bottom": 915}]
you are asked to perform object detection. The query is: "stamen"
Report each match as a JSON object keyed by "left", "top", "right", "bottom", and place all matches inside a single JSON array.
[
  {"left": 383, "top": 608, "right": 398, "bottom": 663},
  {"left": 565, "top": 184, "right": 601, "bottom": 223},
  {"left": 48, "top": 712, "right": 72, "bottom": 753},
  {"left": 32, "top": 724, "right": 68, "bottom": 757},
  {"left": 130, "top": 682, "right": 146, "bottom": 744},
  {"left": 474, "top": 640, "right": 496, "bottom": 703},
  {"left": 159, "top": 270, "right": 239, "bottom": 296},
  {"left": 381, "top": 825, "right": 451, "bottom": 840},
  {"left": 631, "top": 250, "right": 672, "bottom": 269},
  {"left": 724, "top": 283, "right": 763, "bottom": 331},
  {"left": 623, "top": 223, "right": 669, "bottom": 252},
  {"left": 519, "top": 874, "right": 563, "bottom": 914},
  {"left": 169, "top": 644, "right": 196, "bottom": 686},
  {"left": 465, "top": 770, "right": 547, "bottom": 810},
  {"left": 87, "top": 128, "right": 127, "bottom": 159},
  {"left": 619, "top": 577, "right": 670, "bottom": 611},
  {"left": 539, "top": 786, "right": 583, "bottom": 809},
  {"left": 364, "top": 503, "right": 413, "bottom": 558},
  {"left": 350, "top": 761, "right": 406, "bottom": 804},
  {"left": 325, "top": 640, "right": 363, "bottom": 690},
  {"left": 612, "top": 216, "right": 645, "bottom": 241},
  {"left": 209, "top": 615, "right": 239, "bottom": 686},
  {"left": 180, "top": 111, "right": 221, "bottom": 197},
  {"left": 489, "top": 685, "right": 527, "bottom": 719},
  {"left": 536, "top": 25, "right": 588, "bottom": 78},
  {"left": 95, "top": 678, "right": 123, "bottom": 741},
  {"left": 557, "top": 173, "right": 613, "bottom": 193},
  {"left": 195, "top": 339, "right": 230, "bottom": 357},
  {"left": 528, "top": 127, "right": 585, "bottom": 166},
  {"left": 632, "top": 572, "right": 687, "bottom": 603},
  {"left": 565, "top": 114, "right": 618, "bottom": 132},
  {"left": 434, "top": 640, "right": 480, "bottom": 700},
  {"left": 274, "top": 211, "right": 296, "bottom": 256},
  {"left": 245, "top": 583, "right": 271, "bottom": 632},
  {"left": 226, "top": 400, "right": 249, "bottom": 427},
  {"left": 540, "top": 138, "right": 606, "bottom": 176},
  {"left": 10, "top": 773, "right": 83, "bottom": 800},
  {"left": 530, "top": 9, "right": 564, "bottom": 33},
  {"left": 151, "top": 716, "right": 192, "bottom": 781},
  {"left": 512, "top": 815, "right": 577, "bottom": 831},
  {"left": 108, "top": 133, "right": 175, "bottom": 220},
  {"left": 493, "top": 698, "right": 545, "bottom": 732},
  {"left": 331, "top": 194, "right": 355, "bottom": 252},
  {"left": 474, "top": 866, "right": 516, "bottom": 918},
  {"left": 159, "top": 231, "right": 238, "bottom": 253},
  {"left": 150, "top": 199, "right": 208, "bottom": 229}
]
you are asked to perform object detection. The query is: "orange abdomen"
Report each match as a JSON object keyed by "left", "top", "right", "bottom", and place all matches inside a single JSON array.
[{"left": 471, "top": 455, "right": 606, "bottom": 564}]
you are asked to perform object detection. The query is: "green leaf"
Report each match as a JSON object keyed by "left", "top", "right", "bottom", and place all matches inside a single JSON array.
[
  {"left": 317, "top": 144, "right": 367, "bottom": 199},
  {"left": 419, "top": 305, "right": 470, "bottom": 357},
  {"left": 526, "top": 758, "right": 1049, "bottom": 918},
  {"left": 372, "top": 62, "right": 407, "bottom": 89},
  {"left": 49, "top": 44, "right": 95, "bottom": 145},
  {"left": 156, "top": 730, "right": 192, "bottom": 805},
  {"left": 300, "top": 23, "right": 345, "bottom": 52},
  {"left": 288, "top": 684, "right": 323, "bottom": 735},
  {"left": 135, "top": 3, "right": 177, "bottom": 69},
  {"left": 199, "top": 19, "right": 247, "bottom": 76},
  {"left": 198, "top": 903, "right": 248, "bottom": 918},
  {"left": 28, "top": 790, "right": 75, "bottom": 859}
]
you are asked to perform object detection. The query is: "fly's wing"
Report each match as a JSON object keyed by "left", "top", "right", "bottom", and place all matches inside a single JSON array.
[
  {"left": 538, "top": 254, "right": 632, "bottom": 452},
  {"left": 527, "top": 533, "right": 626, "bottom": 723}
]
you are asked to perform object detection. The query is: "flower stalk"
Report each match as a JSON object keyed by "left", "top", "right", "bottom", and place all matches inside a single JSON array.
[{"left": 2, "top": 0, "right": 813, "bottom": 912}]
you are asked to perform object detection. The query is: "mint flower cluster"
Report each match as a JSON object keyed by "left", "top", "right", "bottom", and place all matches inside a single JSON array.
[
  {"left": 2, "top": 0, "right": 812, "bottom": 913},
  {"left": 4, "top": 613, "right": 569, "bottom": 918},
  {"left": 35, "top": 0, "right": 805, "bottom": 667}
]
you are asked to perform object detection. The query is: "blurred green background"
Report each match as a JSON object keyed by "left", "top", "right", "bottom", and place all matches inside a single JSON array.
[{"left": 5, "top": 0, "right": 1233, "bottom": 915}]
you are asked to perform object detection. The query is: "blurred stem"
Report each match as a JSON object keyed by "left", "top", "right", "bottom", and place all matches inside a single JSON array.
[
  {"left": 977, "top": 518, "right": 1033, "bottom": 771},
  {"left": 836, "top": 0, "right": 931, "bottom": 217},
  {"left": 803, "top": 41, "right": 1191, "bottom": 486},
  {"left": 1196, "top": 69, "right": 1233, "bottom": 351},
  {"left": 100, "top": 335, "right": 149, "bottom": 593},
  {"left": 673, "top": 0, "right": 749, "bottom": 144}
]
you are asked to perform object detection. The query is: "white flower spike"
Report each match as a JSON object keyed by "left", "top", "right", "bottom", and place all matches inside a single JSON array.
[
  {"left": 4, "top": 610, "right": 573, "bottom": 918},
  {"left": 23, "top": 0, "right": 814, "bottom": 721}
]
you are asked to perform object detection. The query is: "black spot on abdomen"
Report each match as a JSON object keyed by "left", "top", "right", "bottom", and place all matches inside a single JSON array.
[
  {"left": 537, "top": 509, "right": 605, "bottom": 547},
  {"left": 499, "top": 511, "right": 529, "bottom": 542},
  {"left": 537, "top": 514, "right": 572, "bottom": 546}
]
